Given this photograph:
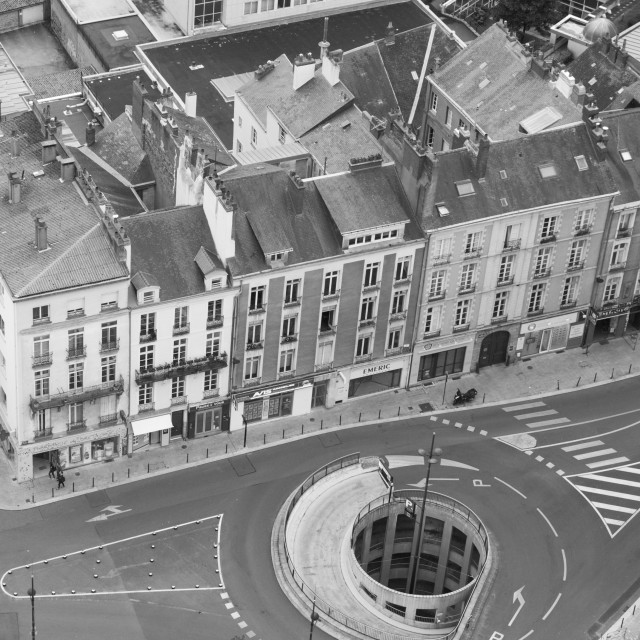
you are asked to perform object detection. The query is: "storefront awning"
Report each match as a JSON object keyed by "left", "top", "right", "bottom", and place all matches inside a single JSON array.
[{"left": 131, "top": 415, "right": 169, "bottom": 436}]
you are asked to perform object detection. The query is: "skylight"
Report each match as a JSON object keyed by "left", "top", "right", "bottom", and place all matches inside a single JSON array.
[
  {"left": 500, "top": 198, "right": 508, "bottom": 207},
  {"left": 455, "top": 180, "right": 475, "bottom": 196},
  {"left": 436, "top": 204, "right": 450, "bottom": 217},
  {"left": 538, "top": 163, "right": 558, "bottom": 179},
  {"left": 499, "top": 170, "right": 507, "bottom": 179},
  {"left": 620, "top": 149, "right": 633, "bottom": 162},
  {"left": 574, "top": 155, "right": 588, "bottom": 171}
]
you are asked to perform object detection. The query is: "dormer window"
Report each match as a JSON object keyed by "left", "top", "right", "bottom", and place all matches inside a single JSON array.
[
  {"left": 270, "top": 252, "right": 284, "bottom": 262},
  {"left": 210, "top": 279, "right": 222, "bottom": 289},
  {"left": 143, "top": 291, "right": 155, "bottom": 304},
  {"left": 574, "top": 155, "right": 588, "bottom": 171},
  {"left": 455, "top": 180, "right": 475, "bottom": 197},
  {"left": 346, "top": 228, "right": 400, "bottom": 248},
  {"left": 436, "top": 204, "right": 449, "bottom": 217}
]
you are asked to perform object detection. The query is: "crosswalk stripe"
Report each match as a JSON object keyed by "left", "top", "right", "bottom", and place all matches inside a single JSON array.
[
  {"left": 620, "top": 467, "right": 640, "bottom": 475},
  {"left": 582, "top": 474, "right": 640, "bottom": 489},
  {"left": 591, "top": 501, "right": 637, "bottom": 514},
  {"left": 604, "top": 517, "right": 625, "bottom": 526},
  {"left": 562, "top": 441, "right": 604, "bottom": 452},
  {"left": 526, "top": 417, "right": 571, "bottom": 427},
  {"left": 574, "top": 485, "right": 640, "bottom": 500},
  {"left": 503, "top": 402, "right": 546, "bottom": 412},
  {"left": 586, "top": 457, "right": 630, "bottom": 469},
  {"left": 574, "top": 448, "right": 617, "bottom": 460},
  {"left": 514, "top": 410, "right": 558, "bottom": 420}
]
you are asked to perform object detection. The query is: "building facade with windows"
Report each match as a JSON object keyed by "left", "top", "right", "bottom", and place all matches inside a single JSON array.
[
  {"left": 121, "top": 206, "right": 237, "bottom": 448},
  {"left": 205, "top": 160, "right": 425, "bottom": 429},
  {"left": 402, "top": 121, "right": 617, "bottom": 387}
]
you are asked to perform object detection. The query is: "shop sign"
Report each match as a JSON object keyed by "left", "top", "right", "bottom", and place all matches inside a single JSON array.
[
  {"left": 362, "top": 363, "right": 391, "bottom": 376},
  {"left": 423, "top": 334, "right": 473, "bottom": 351},
  {"left": 592, "top": 302, "right": 632, "bottom": 320},
  {"left": 239, "top": 379, "right": 312, "bottom": 401},
  {"left": 197, "top": 398, "right": 226, "bottom": 410},
  {"left": 569, "top": 324, "right": 584, "bottom": 339},
  {"left": 522, "top": 312, "right": 578, "bottom": 334}
]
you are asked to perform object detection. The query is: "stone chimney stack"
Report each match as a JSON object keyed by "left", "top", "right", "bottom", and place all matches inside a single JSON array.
[
  {"left": 322, "top": 49, "right": 343, "bottom": 87},
  {"left": 185, "top": 91, "right": 197, "bottom": 117},
  {"left": 293, "top": 53, "right": 316, "bottom": 90},
  {"left": 35, "top": 217, "right": 48, "bottom": 251},
  {"left": 86, "top": 121, "right": 96, "bottom": 146},
  {"left": 475, "top": 135, "right": 490, "bottom": 178},
  {"left": 570, "top": 82, "right": 587, "bottom": 106},
  {"left": 10, "top": 130, "right": 20, "bottom": 157},
  {"left": 385, "top": 22, "right": 395, "bottom": 46}
]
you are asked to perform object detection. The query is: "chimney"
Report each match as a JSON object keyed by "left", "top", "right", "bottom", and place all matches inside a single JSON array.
[
  {"left": 555, "top": 70, "right": 576, "bottom": 99},
  {"left": 434, "top": 56, "right": 441, "bottom": 72},
  {"left": 131, "top": 75, "right": 148, "bottom": 147},
  {"left": 10, "top": 130, "right": 20, "bottom": 157},
  {"left": 475, "top": 135, "right": 490, "bottom": 178},
  {"left": 46, "top": 117, "right": 60, "bottom": 140},
  {"left": 600, "top": 32, "right": 611, "bottom": 55},
  {"left": 319, "top": 16, "right": 330, "bottom": 59},
  {"left": 292, "top": 53, "right": 316, "bottom": 90},
  {"left": 41, "top": 139, "right": 57, "bottom": 164},
  {"left": 607, "top": 39, "right": 619, "bottom": 63},
  {"left": 60, "top": 157, "right": 76, "bottom": 182},
  {"left": 85, "top": 121, "right": 96, "bottom": 146},
  {"left": 185, "top": 91, "right": 197, "bottom": 117},
  {"left": 322, "top": 49, "right": 343, "bottom": 87},
  {"left": 583, "top": 100, "right": 599, "bottom": 123},
  {"left": 570, "top": 82, "right": 587, "bottom": 106},
  {"left": 385, "top": 22, "right": 395, "bottom": 46},
  {"left": 8, "top": 172, "right": 22, "bottom": 204},
  {"left": 286, "top": 170, "right": 305, "bottom": 214},
  {"left": 451, "top": 125, "right": 470, "bottom": 150},
  {"left": 35, "top": 217, "right": 48, "bottom": 251}
]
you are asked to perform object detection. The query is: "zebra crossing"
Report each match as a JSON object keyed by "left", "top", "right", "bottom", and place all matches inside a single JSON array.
[
  {"left": 561, "top": 440, "right": 629, "bottom": 470},
  {"left": 502, "top": 401, "right": 571, "bottom": 428},
  {"left": 565, "top": 463, "right": 640, "bottom": 537}
]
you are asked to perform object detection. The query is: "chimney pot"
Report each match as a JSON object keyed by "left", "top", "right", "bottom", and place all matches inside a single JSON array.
[{"left": 35, "top": 217, "right": 48, "bottom": 251}]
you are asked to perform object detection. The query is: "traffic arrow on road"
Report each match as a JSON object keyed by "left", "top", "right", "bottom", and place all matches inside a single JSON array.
[
  {"left": 508, "top": 586, "right": 525, "bottom": 626},
  {"left": 86, "top": 505, "right": 132, "bottom": 522}
]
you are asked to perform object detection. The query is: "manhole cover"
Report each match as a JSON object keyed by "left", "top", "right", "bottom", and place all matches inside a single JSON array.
[
  {"left": 419, "top": 402, "right": 434, "bottom": 413},
  {"left": 527, "top": 366, "right": 533, "bottom": 370}
]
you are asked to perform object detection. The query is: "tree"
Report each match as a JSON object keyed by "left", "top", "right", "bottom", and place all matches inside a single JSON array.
[{"left": 492, "top": 0, "right": 560, "bottom": 41}]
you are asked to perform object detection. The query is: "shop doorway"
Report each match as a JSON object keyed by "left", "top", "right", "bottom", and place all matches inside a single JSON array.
[
  {"left": 478, "top": 331, "right": 509, "bottom": 367},
  {"left": 348, "top": 369, "right": 401, "bottom": 398},
  {"left": 171, "top": 410, "right": 183, "bottom": 439},
  {"left": 194, "top": 407, "right": 221, "bottom": 437},
  {"left": 312, "top": 381, "right": 327, "bottom": 408}
]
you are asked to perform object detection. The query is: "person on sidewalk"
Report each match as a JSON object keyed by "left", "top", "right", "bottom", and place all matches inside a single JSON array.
[
  {"left": 56, "top": 471, "right": 65, "bottom": 489},
  {"left": 48, "top": 462, "right": 56, "bottom": 479}
]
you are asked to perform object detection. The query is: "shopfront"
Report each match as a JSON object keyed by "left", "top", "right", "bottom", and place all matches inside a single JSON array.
[
  {"left": 585, "top": 302, "right": 633, "bottom": 344},
  {"left": 410, "top": 334, "right": 474, "bottom": 385},
  {"left": 187, "top": 399, "right": 230, "bottom": 438},
  {"left": 348, "top": 362, "right": 402, "bottom": 398},
  {"left": 518, "top": 311, "right": 582, "bottom": 357},
  {"left": 130, "top": 414, "right": 172, "bottom": 450}
]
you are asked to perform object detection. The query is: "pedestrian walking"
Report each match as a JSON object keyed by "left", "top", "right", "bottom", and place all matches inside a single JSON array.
[
  {"left": 48, "top": 462, "right": 56, "bottom": 479},
  {"left": 57, "top": 471, "right": 65, "bottom": 489}
]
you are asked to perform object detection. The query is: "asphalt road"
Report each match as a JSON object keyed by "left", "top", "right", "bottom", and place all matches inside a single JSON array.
[{"left": 0, "top": 379, "right": 639, "bottom": 640}]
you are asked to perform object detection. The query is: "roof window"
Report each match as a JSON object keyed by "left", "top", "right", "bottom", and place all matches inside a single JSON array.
[
  {"left": 499, "top": 170, "right": 507, "bottom": 179},
  {"left": 574, "top": 155, "right": 588, "bottom": 171},
  {"left": 500, "top": 198, "right": 508, "bottom": 207},
  {"left": 436, "top": 204, "right": 450, "bottom": 217},
  {"left": 455, "top": 180, "right": 475, "bottom": 197},
  {"left": 620, "top": 149, "right": 632, "bottom": 162},
  {"left": 538, "top": 163, "right": 557, "bottom": 179}
]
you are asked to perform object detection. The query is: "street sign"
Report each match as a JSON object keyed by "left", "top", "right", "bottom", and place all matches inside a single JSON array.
[
  {"left": 404, "top": 498, "right": 416, "bottom": 519},
  {"left": 378, "top": 459, "right": 393, "bottom": 489}
]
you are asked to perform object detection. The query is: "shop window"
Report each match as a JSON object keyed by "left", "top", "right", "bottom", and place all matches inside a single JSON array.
[
  {"left": 102, "top": 356, "right": 116, "bottom": 383},
  {"left": 34, "top": 369, "right": 49, "bottom": 397},
  {"left": 418, "top": 347, "right": 466, "bottom": 381}
]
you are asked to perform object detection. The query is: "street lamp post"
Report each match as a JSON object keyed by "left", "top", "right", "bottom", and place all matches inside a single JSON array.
[
  {"left": 308, "top": 597, "right": 320, "bottom": 640},
  {"left": 27, "top": 575, "right": 36, "bottom": 640},
  {"left": 409, "top": 432, "right": 442, "bottom": 595}
]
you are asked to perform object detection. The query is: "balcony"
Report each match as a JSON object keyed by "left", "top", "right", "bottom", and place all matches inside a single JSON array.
[
  {"left": 281, "top": 334, "right": 298, "bottom": 344},
  {"left": 34, "top": 427, "right": 53, "bottom": 439},
  {"left": 497, "top": 276, "right": 514, "bottom": 287},
  {"left": 170, "top": 396, "right": 187, "bottom": 406},
  {"left": 363, "top": 281, "right": 380, "bottom": 292},
  {"left": 527, "top": 308, "right": 544, "bottom": 317},
  {"left": 573, "top": 224, "right": 592, "bottom": 236},
  {"left": 452, "top": 323, "right": 470, "bottom": 333},
  {"left": 567, "top": 261, "right": 585, "bottom": 272},
  {"left": 246, "top": 341, "right": 264, "bottom": 351},
  {"left": 29, "top": 376, "right": 124, "bottom": 413},
  {"left": 67, "top": 309, "right": 85, "bottom": 319},
  {"left": 243, "top": 377, "right": 261, "bottom": 387},
  {"left": 283, "top": 297, "right": 301, "bottom": 308},
  {"left": 206, "top": 315, "right": 224, "bottom": 329},
  {"left": 100, "top": 339, "right": 120, "bottom": 353},
  {"left": 491, "top": 315, "right": 508, "bottom": 325},
  {"left": 609, "top": 261, "right": 627, "bottom": 272},
  {"left": 533, "top": 268, "right": 551, "bottom": 280},
  {"left": 428, "top": 290, "right": 446, "bottom": 302},
  {"left": 560, "top": 300, "right": 577, "bottom": 310},
  {"left": 385, "top": 345, "right": 411, "bottom": 357},
  {"left": 540, "top": 234, "right": 556, "bottom": 244},
  {"left": 355, "top": 353, "right": 372, "bottom": 363},
  {"left": 322, "top": 289, "right": 340, "bottom": 301},
  {"left": 278, "top": 370, "right": 295, "bottom": 380},
  {"left": 140, "top": 330, "right": 157, "bottom": 343},
  {"left": 203, "top": 388, "right": 220, "bottom": 399},
  {"left": 359, "top": 318, "right": 376, "bottom": 329},
  {"left": 389, "top": 311, "right": 407, "bottom": 322},
  {"left": 601, "top": 298, "right": 621, "bottom": 308},
  {"left": 248, "top": 304, "right": 267, "bottom": 315},
  {"left": 458, "top": 284, "right": 476, "bottom": 295},
  {"left": 32, "top": 352, "right": 53, "bottom": 367},
  {"left": 422, "top": 329, "right": 441, "bottom": 339},
  {"left": 32, "top": 317, "right": 51, "bottom": 326},
  {"left": 173, "top": 323, "right": 190, "bottom": 336},
  {"left": 315, "top": 362, "right": 333, "bottom": 372},
  {"left": 463, "top": 249, "right": 481, "bottom": 260},
  {"left": 66, "top": 346, "right": 87, "bottom": 360},
  {"left": 393, "top": 275, "right": 412, "bottom": 286},
  {"left": 432, "top": 254, "right": 451, "bottom": 266},
  {"left": 135, "top": 354, "right": 228, "bottom": 384},
  {"left": 617, "top": 227, "right": 632, "bottom": 239},
  {"left": 138, "top": 402, "right": 155, "bottom": 413},
  {"left": 67, "top": 420, "right": 87, "bottom": 433},
  {"left": 99, "top": 413, "right": 119, "bottom": 425},
  {"left": 502, "top": 239, "right": 521, "bottom": 252}
]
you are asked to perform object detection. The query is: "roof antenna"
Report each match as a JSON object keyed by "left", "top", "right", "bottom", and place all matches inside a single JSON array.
[{"left": 319, "top": 17, "right": 330, "bottom": 59}]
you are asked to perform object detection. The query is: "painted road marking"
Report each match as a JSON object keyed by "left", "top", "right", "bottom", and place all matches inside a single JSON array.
[
  {"left": 231, "top": 612, "right": 240, "bottom": 619},
  {"left": 586, "top": 457, "right": 630, "bottom": 469},
  {"left": 238, "top": 621, "right": 248, "bottom": 629},
  {"left": 562, "top": 440, "right": 604, "bottom": 452},
  {"left": 514, "top": 410, "right": 558, "bottom": 420},
  {"left": 503, "top": 402, "right": 546, "bottom": 412},
  {"left": 225, "top": 602, "right": 234, "bottom": 609},
  {"left": 561, "top": 548, "right": 567, "bottom": 581},
  {"left": 495, "top": 476, "right": 527, "bottom": 499},
  {"left": 537, "top": 507, "right": 558, "bottom": 536},
  {"left": 86, "top": 505, "right": 132, "bottom": 522},
  {"left": 574, "top": 448, "right": 617, "bottom": 460},
  {"left": 574, "top": 486, "right": 640, "bottom": 501},
  {"left": 525, "top": 417, "right": 571, "bottom": 428},
  {"left": 592, "top": 502, "right": 636, "bottom": 514},
  {"left": 542, "top": 592, "right": 562, "bottom": 620},
  {"left": 582, "top": 474, "right": 640, "bottom": 489}
]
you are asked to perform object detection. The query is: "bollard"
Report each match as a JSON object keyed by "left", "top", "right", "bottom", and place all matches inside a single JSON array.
[
  {"left": 128, "top": 468, "right": 130, "bottom": 478},
  {"left": 340, "top": 415, "right": 342, "bottom": 425},
  {"left": 320, "top": 420, "right": 323, "bottom": 430},
  {"left": 594, "top": 372, "right": 598, "bottom": 383},
  {"left": 359, "top": 412, "right": 362, "bottom": 422},
  {"left": 112, "top": 472, "right": 114, "bottom": 483},
  {"left": 263, "top": 433, "right": 266, "bottom": 444},
  {"left": 206, "top": 448, "right": 209, "bottom": 458},
  {"left": 282, "top": 429, "right": 285, "bottom": 439},
  {"left": 576, "top": 377, "right": 581, "bottom": 387},
  {"left": 52, "top": 488, "right": 54, "bottom": 498},
  {"left": 482, "top": 393, "right": 485, "bottom": 403},
  {"left": 378, "top": 409, "right": 381, "bottom": 419},
  {"left": 147, "top": 463, "right": 150, "bottom": 473},
  {"left": 397, "top": 406, "right": 400, "bottom": 417},
  {"left": 557, "top": 380, "right": 560, "bottom": 390},
  {"left": 225, "top": 444, "right": 228, "bottom": 454},
  {"left": 187, "top": 453, "right": 189, "bottom": 463},
  {"left": 629, "top": 364, "right": 633, "bottom": 375},
  {"left": 302, "top": 424, "right": 304, "bottom": 434},
  {"left": 92, "top": 477, "right": 95, "bottom": 488},
  {"left": 611, "top": 368, "right": 615, "bottom": 380},
  {"left": 32, "top": 494, "right": 34, "bottom": 504},
  {"left": 73, "top": 482, "right": 75, "bottom": 493}
]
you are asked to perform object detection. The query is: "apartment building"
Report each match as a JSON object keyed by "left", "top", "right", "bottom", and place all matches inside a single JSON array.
[
  {"left": 0, "top": 113, "right": 132, "bottom": 482},
  {"left": 121, "top": 206, "right": 237, "bottom": 447},
  {"left": 400, "top": 121, "right": 618, "bottom": 385},
  {"left": 205, "top": 159, "right": 425, "bottom": 429}
]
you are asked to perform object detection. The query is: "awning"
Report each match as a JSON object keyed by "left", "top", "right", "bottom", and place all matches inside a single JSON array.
[{"left": 131, "top": 415, "right": 170, "bottom": 436}]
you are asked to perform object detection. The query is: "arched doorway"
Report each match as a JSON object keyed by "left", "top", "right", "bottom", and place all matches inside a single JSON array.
[{"left": 479, "top": 331, "right": 509, "bottom": 368}]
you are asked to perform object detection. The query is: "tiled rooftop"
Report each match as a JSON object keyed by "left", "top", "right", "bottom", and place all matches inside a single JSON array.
[
  {"left": 139, "top": 1, "right": 432, "bottom": 148},
  {"left": 0, "top": 112, "right": 128, "bottom": 298},
  {"left": 29, "top": 67, "right": 96, "bottom": 101},
  {"left": 431, "top": 23, "right": 582, "bottom": 141}
]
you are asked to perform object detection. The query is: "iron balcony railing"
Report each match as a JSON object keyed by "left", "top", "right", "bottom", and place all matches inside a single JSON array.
[
  {"left": 321, "top": 289, "right": 340, "bottom": 300},
  {"left": 533, "top": 268, "right": 551, "bottom": 279},
  {"left": 540, "top": 234, "right": 556, "bottom": 244},
  {"left": 428, "top": 290, "right": 446, "bottom": 301},
  {"left": 135, "top": 353, "right": 228, "bottom": 384},
  {"left": 29, "top": 376, "right": 124, "bottom": 413},
  {"left": 281, "top": 334, "right": 298, "bottom": 344},
  {"left": 573, "top": 224, "right": 593, "bottom": 236},
  {"left": 32, "top": 353, "right": 53, "bottom": 367},
  {"left": 283, "top": 298, "right": 302, "bottom": 307},
  {"left": 173, "top": 323, "right": 190, "bottom": 335},
  {"left": 490, "top": 315, "right": 508, "bottom": 324},
  {"left": 248, "top": 304, "right": 267, "bottom": 315},
  {"left": 34, "top": 427, "right": 53, "bottom": 439},
  {"left": 140, "top": 330, "right": 157, "bottom": 343},
  {"left": 99, "top": 338, "right": 120, "bottom": 353},
  {"left": 497, "top": 275, "right": 514, "bottom": 287},
  {"left": 502, "top": 238, "right": 521, "bottom": 252},
  {"left": 246, "top": 341, "right": 264, "bottom": 351},
  {"left": 567, "top": 260, "right": 585, "bottom": 272},
  {"left": 67, "top": 420, "right": 87, "bottom": 433},
  {"left": 206, "top": 316, "right": 224, "bottom": 329},
  {"left": 452, "top": 323, "right": 470, "bottom": 333},
  {"left": 354, "top": 353, "right": 372, "bottom": 363},
  {"left": 66, "top": 346, "right": 87, "bottom": 360}
]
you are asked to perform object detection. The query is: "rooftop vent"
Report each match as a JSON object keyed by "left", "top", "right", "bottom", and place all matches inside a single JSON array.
[{"left": 112, "top": 30, "right": 129, "bottom": 41}]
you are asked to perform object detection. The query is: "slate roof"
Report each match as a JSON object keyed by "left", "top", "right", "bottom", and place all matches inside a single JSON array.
[
  {"left": 619, "top": 22, "right": 640, "bottom": 67},
  {"left": 431, "top": 24, "right": 582, "bottom": 141},
  {"left": 420, "top": 122, "right": 618, "bottom": 230},
  {"left": 566, "top": 44, "right": 638, "bottom": 110},
  {"left": 0, "top": 0, "right": 40, "bottom": 11},
  {"left": 121, "top": 206, "right": 218, "bottom": 302},
  {"left": 601, "top": 109, "right": 640, "bottom": 206},
  {"left": 0, "top": 112, "right": 128, "bottom": 298},
  {"left": 29, "top": 67, "right": 96, "bottom": 100},
  {"left": 608, "top": 78, "right": 640, "bottom": 110},
  {"left": 139, "top": 1, "right": 433, "bottom": 149},
  {"left": 92, "top": 113, "right": 155, "bottom": 185}
]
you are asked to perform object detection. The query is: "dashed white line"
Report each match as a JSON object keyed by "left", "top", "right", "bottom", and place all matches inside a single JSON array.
[
  {"left": 430, "top": 416, "right": 438, "bottom": 421},
  {"left": 546, "top": 462, "right": 555, "bottom": 469},
  {"left": 561, "top": 548, "right": 567, "bottom": 581},
  {"left": 479, "top": 429, "right": 488, "bottom": 436},
  {"left": 514, "top": 410, "right": 558, "bottom": 420},
  {"left": 517, "top": 631, "right": 534, "bottom": 640},
  {"left": 220, "top": 592, "right": 229, "bottom": 599},
  {"left": 535, "top": 455, "right": 544, "bottom": 462},
  {"left": 246, "top": 632, "right": 256, "bottom": 638},
  {"left": 495, "top": 476, "right": 527, "bottom": 499},
  {"left": 238, "top": 621, "right": 248, "bottom": 629},
  {"left": 467, "top": 426, "right": 475, "bottom": 432},
  {"left": 455, "top": 422, "right": 462, "bottom": 428},
  {"left": 442, "top": 419, "right": 449, "bottom": 425},
  {"left": 542, "top": 592, "right": 562, "bottom": 620},
  {"left": 537, "top": 507, "right": 558, "bottom": 537},
  {"left": 231, "top": 611, "right": 240, "bottom": 619},
  {"left": 225, "top": 602, "right": 234, "bottom": 609}
]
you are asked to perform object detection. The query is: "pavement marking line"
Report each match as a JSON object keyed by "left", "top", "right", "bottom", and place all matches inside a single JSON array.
[
  {"left": 535, "top": 455, "right": 544, "bottom": 462},
  {"left": 494, "top": 476, "right": 527, "bottom": 499},
  {"left": 542, "top": 592, "right": 562, "bottom": 620},
  {"left": 430, "top": 416, "right": 438, "bottom": 422},
  {"left": 604, "top": 517, "right": 626, "bottom": 526},
  {"left": 574, "top": 485, "right": 640, "bottom": 501},
  {"left": 517, "top": 631, "right": 534, "bottom": 640},
  {"left": 220, "top": 592, "right": 229, "bottom": 599},
  {"left": 467, "top": 426, "right": 475, "bottom": 432},
  {"left": 246, "top": 632, "right": 256, "bottom": 638},
  {"left": 591, "top": 501, "right": 636, "bottom": 514},
  {"left": 561, "top": 548, "right": 567, "bottom": 581},
  {"left": 525, "top": 450, "right": 533, "bottom": 456},
  {"left": 582, "top": 474, "right": 640, "bottom": 489},
  {"left": 442, "top": 419, "right": 450, "bottom": 424},
  {"left": 525, "top": 417, "right": 571, "bottom": 428},
  {"left": 562, "top": 440, "right": 604, "bottom": 452},
  {"left": 514, "top": 410, "right": 558, "bottom": 420},
  {"left": 225, "top": 603, "right": 234, "bottom": 609},
  {"left": 574, "top": 448, "right": 618, "bottom": 460},
  {"left": 480, "top": 429, "right": 488, "bottom": 436},
  {"left": 503, "top": 402, "right": 546, "bottom": 412},
  {"left": 586, "top": 457, "right": 630, "bottom": 469},
  {"left": 546, "top": 462, "right": 555, "bottom": 469},
  {"left": 231, "top": 612, "right": 240, "bottom": 619},
  {"left": 620, "top": 467, "right": 640, "bottom": 475},
  {"left": 537, "top": 507, "right": 558, "bottom": 537},
  {"left": 556, "top": 469, "right": 565, "bottom": 476},
  {"left": 455, "top": 422, "right": 462, "bottom": 427},
  {"left": 238, "top": 621, "right": 248, "bottom": 629}
]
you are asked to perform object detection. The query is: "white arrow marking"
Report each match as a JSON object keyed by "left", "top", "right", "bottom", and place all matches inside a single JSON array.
[
  {"left": 508, "top": 586, "right": 525, "bottom": 627},
  {"left": 86, "top": 505, "right": 132, "bottom": 522}
]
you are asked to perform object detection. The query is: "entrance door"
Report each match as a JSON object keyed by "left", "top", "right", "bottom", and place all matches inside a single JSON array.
[
  {"left": 312, "top": 381, "right": 327, "bottom": 408},
  {"left": 539, "top": 329, "right": 552, "bottom": 353},
  {"left": 478, "top": 331, "right": 509, "bottom": 367},
  {"left": 171, "top": 410, "right": 183, "bottom": 438}
]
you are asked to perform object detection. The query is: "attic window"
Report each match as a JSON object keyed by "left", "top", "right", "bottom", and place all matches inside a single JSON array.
[
  {"left": 142, "top": 291, "right": 155, "bottom": 304},
  {"left": 210, "top": 279, "right": 222, "bottom": 289},
  {"left": 574, "top": 155, "right": 588, "bottom": 171},
  {"left": 436, "top": 204, "right": 450, "bottom": 217},
  {"left": 538, "top": 163, "right": 557, "bottom": 179},
  {"left": 500, "top": 198, "right": 508, "bottom": 207},
  {"left": 411, "top": 70, "right": 419, "bottom": 81},
  {"left": 270, "top": 252, "right": 284, "bottom": 262},
  {"left": 112, "top": 30, "right": 129, "bottom": 40},
  {"left": 499, "top": 170, "right": 507, "bottom": 179},
  {"left": 620, "top": 149, "right": 633, "bottom": 162},
  {"left": 455, "top": 180, "right": 475, "bottom": 196},
  {"left": 478, "top": 78, "right": 491, "bottom": 89}
]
